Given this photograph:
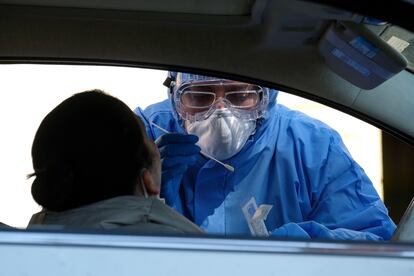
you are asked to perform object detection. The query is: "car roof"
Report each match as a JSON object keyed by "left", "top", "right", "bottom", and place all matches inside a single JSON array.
[{"left": 0, "top": 0, "right": 413, "bottom": 142}]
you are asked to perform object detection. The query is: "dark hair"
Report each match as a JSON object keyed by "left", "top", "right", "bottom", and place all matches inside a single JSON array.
[{"left": 30, "top": 90, "right": 153, "bottom": 212}]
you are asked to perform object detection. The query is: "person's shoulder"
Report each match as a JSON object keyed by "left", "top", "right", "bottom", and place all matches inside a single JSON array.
[
  {"left": 141, "top": 99, "right": 173, "bottom": 118},
  {"left": 272, "top": 105, "right": 351, "bottom": 167},
  {"left": 134, "top": 99, "right": 173, "bottom": 121},
  {"left": 276, "top": 104, "right": 337, "bottom": 136},
  {"left": 149, "top": 200, "right": 204, "bottom": 235}
]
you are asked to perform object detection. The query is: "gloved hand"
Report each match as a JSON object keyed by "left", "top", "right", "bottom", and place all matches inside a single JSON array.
[
  {"left": 271, "top": 222, "right": 311, "bottom": 239},
  {"left": 156, "top": 133, "right": 200, "bottom": 206},
  {"left": 270, "top": 221, "right": 381, "bottom": 240}
]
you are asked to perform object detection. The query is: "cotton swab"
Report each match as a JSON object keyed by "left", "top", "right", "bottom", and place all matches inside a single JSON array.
[{"left": 150, "top": 121, "right": 235, "bottom": 173}]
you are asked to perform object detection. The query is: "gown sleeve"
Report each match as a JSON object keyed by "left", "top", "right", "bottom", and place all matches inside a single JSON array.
[{"left": 272, "top": 128, "right": 396, "bottom": 240}]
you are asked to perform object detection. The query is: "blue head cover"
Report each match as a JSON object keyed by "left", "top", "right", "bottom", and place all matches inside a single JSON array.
[{"left": 166, "top": 71, "right": 278, "bottom": 121}]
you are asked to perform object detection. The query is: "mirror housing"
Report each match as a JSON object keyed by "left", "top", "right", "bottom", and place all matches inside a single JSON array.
[{"left": 319, "top": 21, "right": 408, "bottom": 90}]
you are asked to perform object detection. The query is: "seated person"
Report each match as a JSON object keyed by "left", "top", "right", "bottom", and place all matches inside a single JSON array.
[{"left": 27, "top": 90, "right": 202, "bottom": 235}]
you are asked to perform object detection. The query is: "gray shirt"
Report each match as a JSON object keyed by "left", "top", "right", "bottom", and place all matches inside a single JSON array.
[{"left": 28, "top": 196, "right": 203, "bottom": 235}]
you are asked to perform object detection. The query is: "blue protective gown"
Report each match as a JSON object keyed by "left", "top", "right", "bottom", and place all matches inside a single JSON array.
[{"left": 135, "top": 99, "right": 396, "bottom": 240}]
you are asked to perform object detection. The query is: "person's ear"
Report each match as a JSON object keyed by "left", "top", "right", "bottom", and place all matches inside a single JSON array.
[{"left": 141, "top": 169, "right": 160, "bottom": 196}]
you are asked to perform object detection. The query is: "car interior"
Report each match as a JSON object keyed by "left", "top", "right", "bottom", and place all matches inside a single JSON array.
[{"left": 0, "top": 0, "right": 414, "bottom": 269}]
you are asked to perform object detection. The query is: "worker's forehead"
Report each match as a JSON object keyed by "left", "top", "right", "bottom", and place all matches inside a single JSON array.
[
  {"left": 176, "top": 73, "right": 219, "bottom": 83},
  {"left": 176, "top": 73, "right": 243, "bottom": 87},
  {"left": 174, "top": 73, "right": 260, "bottom": 91},
  {"left": 180, "top": 80, "right": 249, "bottom": 87}
]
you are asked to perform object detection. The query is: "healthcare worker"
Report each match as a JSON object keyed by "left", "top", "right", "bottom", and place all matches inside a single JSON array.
[{"left": 135, "top": 72, "right": 396, "bottom": 240}]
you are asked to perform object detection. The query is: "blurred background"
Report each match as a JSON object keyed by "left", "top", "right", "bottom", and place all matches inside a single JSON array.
[{"left": 0, "top": 64, "right": 412, "bottom": 228}]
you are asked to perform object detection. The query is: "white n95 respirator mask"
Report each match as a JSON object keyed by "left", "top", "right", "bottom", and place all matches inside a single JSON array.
[{"left": 186, "top": 108, "right": 256, "bottom": 161}]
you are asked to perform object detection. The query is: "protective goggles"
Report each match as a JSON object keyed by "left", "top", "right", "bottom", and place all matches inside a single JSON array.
[{"left": 172, "top": 79, "right": 269, "bottom": 122}]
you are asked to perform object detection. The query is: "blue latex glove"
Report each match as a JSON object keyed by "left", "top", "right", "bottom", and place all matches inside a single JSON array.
[
  {"left": 156, "top": 133, "right": 200, "bottom": 206},
  {"left": 271, "top": 223, "right": 311, "bottom": 239},
  {"left": 271, "top": 221, "right": 384, "bottom": 240}
]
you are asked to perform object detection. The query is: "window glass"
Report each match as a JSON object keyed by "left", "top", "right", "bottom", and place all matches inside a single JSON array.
[
  {"left": 0, "top": 64, "right": 383, "bottom": 229},
  {"left": 0, "top": 64, "right": 167, "bottom": 228}
]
